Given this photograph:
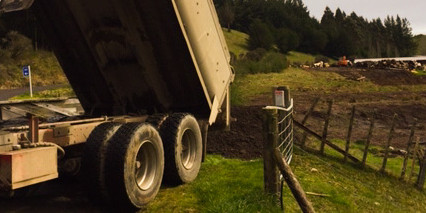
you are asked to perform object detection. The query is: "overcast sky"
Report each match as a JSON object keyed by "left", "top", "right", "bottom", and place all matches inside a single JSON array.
[{"left": 303, "top": 0, "right": 426, "bottom": 35}]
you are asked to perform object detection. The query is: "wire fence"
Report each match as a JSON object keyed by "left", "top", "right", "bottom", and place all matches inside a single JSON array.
[
  {"left": 294, "top": 98, "right": 426, "bottom": 190},
  {"left": 263, "top": 96, "right": 294, "bottom": 207},
  {"left": 277, "top": 99, "right": 294, "bottom": 163}
]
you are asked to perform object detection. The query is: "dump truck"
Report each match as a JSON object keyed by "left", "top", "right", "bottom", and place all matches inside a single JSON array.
[{"left": 0, "top": 0, "right": 234, "bottom": 209}]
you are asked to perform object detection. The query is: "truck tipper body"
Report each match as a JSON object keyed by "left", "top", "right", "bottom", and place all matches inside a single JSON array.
[
  {"left": 32, "top": 0, "right": 233, "bottom": 121},
  {"left": 0, "top": 0, "right": 234, "bottom": 209}
]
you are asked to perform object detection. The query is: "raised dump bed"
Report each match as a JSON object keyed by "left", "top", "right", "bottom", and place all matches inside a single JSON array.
[{"left": 31, "top": 0, "right": 233, "bottom": 122}]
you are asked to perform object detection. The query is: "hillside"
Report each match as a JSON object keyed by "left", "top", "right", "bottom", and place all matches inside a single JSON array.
[
  {"left": 222, "top": 29, "right": 334, "bottom": 67},
  {"left": 0, "top": 32, "right": 67, "bottom": 89},
  {"left": 415, "top": 34, "right": 426, "bottom": 55},
  {"left": 222, "top": 28, "right": 249, "bottom": 57}
]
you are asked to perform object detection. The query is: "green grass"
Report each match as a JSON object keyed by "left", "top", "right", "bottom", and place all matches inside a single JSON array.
[
  {"left": 9, "top": 86, "right": 75, "bottom": 100},
  {"left": 286, "top": 51, "right": 336, "bottom": 65},
  {"left": 221, "top": 29, "right": 334, "bottom": 66},
  {"left": 146, "top": 153, "right": 425, "bottom": 212},
  {"left": 286, "top": 51, "right": 316, "bottom": 65},
  {"left": 304, "top": 138, "right": 420, "bottom": 178},
  {"left": 231, "top": 67, "right": 426, "bottom": 105},
  {"left": 222, "top": 28, "right": 249, "bottom": 58},
  {"left": 412, "top": 69, "right": 426, "bottom": 76},
  {"left": 147, "top": 155, "right": 281, "bottom": 213},
  {"left": 234, "top": 51, "right": 288, "bottom": 75},
  {"left": 284, "top": 148, "right": 426, "bottom": 212},
  {"left": 0, "top": 49, "right": 67, "bottom": 89}
]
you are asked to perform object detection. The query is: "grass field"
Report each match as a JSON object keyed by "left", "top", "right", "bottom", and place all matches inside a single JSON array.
[
  {"left": 148, "top": 155, "right": 280, "bottom": 213},
  {"left": 286, "top": 51, "right": 337, "bottom": 65},
  {"left": 222, "top": 28, "right": 249, "bottom": 58},
  {"left": 231, "top": 67, "right": 426, "bottom": 105},
  {"left": 286, "top": 51, "right": 317, "bottom": 65},
  {"left": 304, "top": 137, "right": 421, "bottom": 178},
  {"left": 146, "top": 152, "right": 425, "bottom": 212}
]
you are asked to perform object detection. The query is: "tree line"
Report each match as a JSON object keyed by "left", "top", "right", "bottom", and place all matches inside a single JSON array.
[
  {"left": 216, "top": 0, "right": 417, "bottom": 59},
  {"left": 0, "top": 1, "right": 417, "bottom": 59}
]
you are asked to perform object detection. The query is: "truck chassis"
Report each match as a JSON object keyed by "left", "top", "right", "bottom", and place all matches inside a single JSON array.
[{"left": 0, "top": 101, "right": 209, "bottom": 209}]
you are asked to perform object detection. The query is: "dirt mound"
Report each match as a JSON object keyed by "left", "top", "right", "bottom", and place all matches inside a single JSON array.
[
  {"left": 354, "top": 60, "right": 423, "bottom": 70},
  {"left": 207, "top": 106, "right": 264, "bottom": 160},
  {"left": 311, "top": 67, "right": 426, "bottom": 85}
]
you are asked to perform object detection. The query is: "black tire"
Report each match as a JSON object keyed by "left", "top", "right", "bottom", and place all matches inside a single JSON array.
[
  {"left": 81, "top": 122, "right": 122, "bottom": 204},
  {"left": 105, "top": 123, "right": 164, "bottom": 210},
  {"left": 160, "top": 113, "right": 203, "bottom": 185},
  {"left": 146, "top": 113, "right": 169, "bottom": 129}
]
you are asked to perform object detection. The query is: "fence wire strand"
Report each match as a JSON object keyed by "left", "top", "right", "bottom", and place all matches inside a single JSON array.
[{"left": 276, "top": 101, "right": 294, "bottom": 163}]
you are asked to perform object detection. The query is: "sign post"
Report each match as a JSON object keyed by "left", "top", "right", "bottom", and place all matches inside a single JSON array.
[{"left": 23, "top": 65, "right": 33, "bottom": 97}]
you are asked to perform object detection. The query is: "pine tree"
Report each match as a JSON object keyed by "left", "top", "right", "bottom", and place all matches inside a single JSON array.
[{"left": 218, "top": 0, "right": 235, "bottom": 32}]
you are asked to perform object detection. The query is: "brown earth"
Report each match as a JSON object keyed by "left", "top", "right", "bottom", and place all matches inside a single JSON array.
[
  {"left": 310, "top": 67, "right": 426, "bottom": 85},
  {"left": 208, "top": 67, "right": 426, "bottom": 160},
  {"left": 208, "top": 106, "right": 264, "bottom": 160}
]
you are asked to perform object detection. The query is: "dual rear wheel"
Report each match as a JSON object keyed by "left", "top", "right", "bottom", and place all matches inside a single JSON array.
[
  {"left": 82, "top": 113, "right": 203, "bottom": 210},
  {"left": 159, "top": 113, "right": 202, "bottom": 185}
]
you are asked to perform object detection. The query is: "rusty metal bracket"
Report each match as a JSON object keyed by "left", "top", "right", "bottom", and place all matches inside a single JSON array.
[{"left": 28, "top": 114, "right": 39, "bottom": 143}]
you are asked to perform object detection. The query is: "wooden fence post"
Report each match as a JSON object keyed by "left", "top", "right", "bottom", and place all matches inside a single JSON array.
[
  {"left": 344, "top": 106, "right": 356, "bottom": 163},
  {"left": 300, "top": 98, "right": 320, "bottom": 148},
  {"left": 380, "top": 114, "right": 397, "bottom": 173},
  {"left": 400, "top": 120, "right": 416, "bottom": 180},
  {"left": 409, "top": 137, "right": 420, "bottom": 181},
  {"left": 282, "top": 86, "right": 291, "bottom": 108},
  {"left": 263, "top": 108, "right": 280, "bottom": 200},
  {"left": 362, "top": 113, "right": 376, "bottom": 167},
  {"left": 320, "top": 100, "right": 333, "bottom": 154},
  {"left": 273, "top": 149, "right": 316, "bottom": 213},
  {"left": 416, "top": 148, "right": 426, "bottom": 190}
]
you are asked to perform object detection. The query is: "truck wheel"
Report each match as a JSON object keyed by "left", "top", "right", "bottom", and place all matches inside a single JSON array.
[
  {"left": 146, "top": 113, "right": 169, "bottom": 129},
  {"left": 105, "top": 123, "right": 164, "bottom": 210},
  {"left": 82, "top": 122, "right": 122, "bottom": 203},
  {"left": 160, "top": 113, "right": 202, "bottom": 185}
]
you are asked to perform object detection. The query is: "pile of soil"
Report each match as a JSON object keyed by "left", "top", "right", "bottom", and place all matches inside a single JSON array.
[
  {"left": 207, "top": 106, "right": 264, "bottom": 160},
  {"left": 311, "top": 67, "right": 426, "bottom": 85},
  {"left": 355, "top": 60, "right": 424, "bottom": 71}
]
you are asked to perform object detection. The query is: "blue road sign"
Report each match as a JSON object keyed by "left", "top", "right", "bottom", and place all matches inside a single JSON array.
[{"left": 23, "top": 66, "right": 30, "bottom": 77}]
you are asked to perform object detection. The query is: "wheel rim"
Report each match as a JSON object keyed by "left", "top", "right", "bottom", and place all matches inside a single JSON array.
[
  {"left": 135, "top": 141, "right": 157, "bottom": 191},
  {"left": 181, "top": 128, "right": 197, "bottom": 170}
]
